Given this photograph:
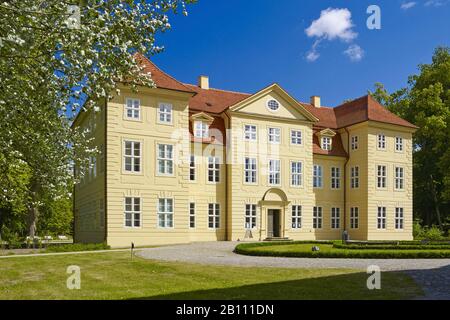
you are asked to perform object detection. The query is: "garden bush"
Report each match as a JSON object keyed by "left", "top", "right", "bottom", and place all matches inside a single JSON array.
[{"left": 45, "top": 243, "right": 110, "bottom": 253}]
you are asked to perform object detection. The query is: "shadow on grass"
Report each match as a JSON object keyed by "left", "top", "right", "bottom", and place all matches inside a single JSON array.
[{"left": 129, "top": 269, "right": 422, "bottom": 300}]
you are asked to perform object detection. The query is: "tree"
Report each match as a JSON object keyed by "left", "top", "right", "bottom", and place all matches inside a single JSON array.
[
  {"left": 0, "top": 0, "right": 194, "bottom": 237},
  {"left": 370, "top": 47, "right": 450, "bottom": 228}
]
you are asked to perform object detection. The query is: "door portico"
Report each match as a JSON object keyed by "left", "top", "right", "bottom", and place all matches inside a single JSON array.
[{"left": 259, "top": 188, "right": 290, "bottom": 240}]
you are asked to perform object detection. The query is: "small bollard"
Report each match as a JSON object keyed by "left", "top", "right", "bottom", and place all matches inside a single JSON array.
[{"left": 131, "top": 242, "right": 135, "bottom": 260}]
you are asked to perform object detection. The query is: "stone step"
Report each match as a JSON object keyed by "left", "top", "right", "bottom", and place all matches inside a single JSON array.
[{"left": 263, "top": 237, "right": 293, "bottom": 242}]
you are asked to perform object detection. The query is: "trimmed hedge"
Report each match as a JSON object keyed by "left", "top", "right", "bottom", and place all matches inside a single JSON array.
[
  {"left": 44, "top": 243, "right": 110, "bottom": 253},
  {"left": 333, "top": 243, "right": 450, "bottom": 250},
  {"left": 234, "top": 242, "right": 450, "bottom": 259}
]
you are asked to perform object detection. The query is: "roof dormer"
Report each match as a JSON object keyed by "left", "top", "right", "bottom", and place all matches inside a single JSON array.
[
  {"left": 190, "top": 112, "right": 214, "bottom": 138},
  {"left": 317, "top": 128, "right": 336, "bottom": 151}
]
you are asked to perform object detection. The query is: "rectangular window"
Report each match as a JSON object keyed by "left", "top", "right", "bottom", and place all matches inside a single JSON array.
[
  {"left": 244, "top": 157, "right": 257, "bottom": 184},
  {"left": 321, "top": 137, "right": 332, "bottom": 150},
  {"left": 189, "top": 155, "right": 196, "bottom": 181},
  {"left": 158, "top": 103, "right": 172, "bottom": 124},
  {"left": 268, "top": 127, "right": 281, "bottom": 144},
  {"left": 331, "top": 207, "right": 340, "bottom": 229},
  {"left": 208, "top": 203, "right": 220, "bottom": 229},
  {"left": 245, "top": 204, "right": 257, "bottom": 229},
  {"left": 158, "top": 198, "right": 173, "bottom": 228},
  {"left": 194, "top": 121, "right": 209, "bottom": 138},
  {"left": 377, "top": 206, "right": 386, "bottom": 229},
  {"left": 377, "top": 165, "right": 387, "bottom": 188},
  {"left": 244, "top": 125, "right": 257, "bottom": 141},
  {"left": 157, "top": 144, "right": 174, "bottom": 175},
  {"left": 351, "top": 135, "right": 359, "bottom": 150},
  {"left": 189, "top": 203, "right": 195, "bottom": 228},
  {"left": 291, "top": 161, "right": 303, "bottom": 187},
  {"left": 313, "top": 165, "right": 323, "bottom": 188},
  {"left": 395, "top": 166, "right": 404, "bottom": 190},
  {"left": 124, "top": 141, "right": 141, "bottom": 173},
  {"left": 124, "top": 197, "right": 141, "bottom": 228},
  {"left": 351, "top": 166, "right": 360, "bottom": 189},
  {"left": 208, "top": 156, "right": 220, "bottom": 183},
  {"left": 395, "top": 207, "right": 404, "bottom": 230},
  {"left": 313, "top": 207, "right": 323, "bottom": 229},
  {"left": 292, "top": 205, "right": 302, "bottom": 229},
  {"left": 331, "top": 167, "right": 341, "bottom": 189},
  {"left": 268, "top": 159, "right": 281, "bottom": 185},
  {"left": 291, "top": 130, "right": 302, "bottom": 145},
  {"left": 350, "top": 207, "right": 359, "bottom": 229},
  {"left": 378, "top": 134, "right": 386, "bottom": 150},
  {"left": 395, "top": 137, "right": 404, "bottom": 152},
  {"left": 125, "top": 98, "right": 140, "bottom": 120}
]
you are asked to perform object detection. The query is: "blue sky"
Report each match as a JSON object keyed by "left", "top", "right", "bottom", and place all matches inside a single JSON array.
[{"left": 153, "top": 0, "right": 450, "bottom": 107}]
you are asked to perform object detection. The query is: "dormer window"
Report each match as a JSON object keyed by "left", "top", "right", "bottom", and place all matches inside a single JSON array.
[
  {"left": 194, "top": 121, "right": 209, "bottom": 138},
  {"left": 321, "top": 137, "right": 332, "bottom": 151}
]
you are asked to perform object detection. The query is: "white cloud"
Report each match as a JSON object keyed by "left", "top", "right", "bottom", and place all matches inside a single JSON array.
[
  {"left": 305, "top": 8, "right": 357, "bottom": 42},
  {"left": 401, "top": 1, "right": 417, "bottom": 9},
  {"left": 305, "top": 40, "right": 320, "bottom": 62},
  {"left": 424, "top": 0, "right": 448, "bottom": 7},
  {"left": 343, "top": 44, "right": 365, "bottom": 62}
]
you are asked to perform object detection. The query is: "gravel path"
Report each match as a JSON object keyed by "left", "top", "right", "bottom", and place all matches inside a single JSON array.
[{"left": 137, "top": 241, "right": 450, "bottom": 300}]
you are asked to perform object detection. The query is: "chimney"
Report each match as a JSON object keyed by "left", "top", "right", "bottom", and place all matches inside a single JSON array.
[
  {"left": 310, "top": 96, "right": 321, "bottom": 108},
  {"left": 198, "top": 75, "right": 209, "bottom": 90}
]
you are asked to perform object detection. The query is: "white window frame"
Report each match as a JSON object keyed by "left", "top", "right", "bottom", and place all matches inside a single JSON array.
[
  {"left": 290, "top": 161, "right": 303, "bottom": 187},
  {"left": 268, "top": 127, "right": 281, "bottom": 144},
  {"left": 125, "top": 98, "right": 141, "bottom": 120},
  {"left": 124, "top": 140, "right": 141, "bottom": 173},
  {"left": 377, "top": 133, "right": 386, "bottom": 150},
  {"left": 208, "top": 203, "right": 220, "bottom": 229},
  {"left": 244, "top": 157, "right": 257, "bottom": 184},
  {"left": 208, "top": 156, "right": 220, "bottom": 183},
  {"left": 194, "top": 121, "right": 209, "bottom": 138},
  {"left": 331, "top": 167, "right": 341, "bottom": 189},
  {"left": 351, "top": 166, "right": 360, "bottom": 189},
  {"left": 377, "top": 206, "right": 387, "bottom": 229},
  {"left": 158, "top": 103, "right": 173, "bottom": 124},
  {"left": 313, "top": 207, "right": 323, "bottom": 229},
  {"left": 395, "top": 137, "right": 404, "bottom": 152},
  {"left": 395, "top": 207, "right": 404, "bottom": 230},
  {"left": 313, "top": 165, "right": 323, "bottom": 188},
  {"left": 158, "top": 198, "right": 174, "bottom": 228},
  {"left": 331, "top": 207, "right": 340, "bottom": 229},
  {"left": 351, "top": 135, "right": 359, "bottom": 150},
  {"left": 268, "top": 159, "right": 281, "bottom": 186},
  {"left": 291, "top": 205, "right": 302, "bottom": 229},
  {"left": 377, "top": 165, "right": 387, "bottom": 189},
  {"left": 244, "top": 124, "right": 257, "bottom": 141},
  {"left": 189, "top": 202, "right": 196, "bottom": 229},
  {"left": 321, "top": 137, "right": 332, "bottom": 151},
  {"left": 245, "top": 204, "right": 257, "bottom": 229},
  {"left": 124, "top": 197, "right": 141, "bottom": 228},
  {"left": 290, "top": 130, "right": 302, "bottom": 145},
  {"left": 189, "top": 155, "right": 196, "bottom": 181},
  {"left": 157, "top": 144, "right": 174, "bottom": 176},
  {"left": 350, "top": 207, "right": 359, "bottom": 229},
  {"left": 267, "top": 99, "right": 280, "bottom": 112},
  {"left": 395, "top": 166, "right": 404, "bottom": 190}
]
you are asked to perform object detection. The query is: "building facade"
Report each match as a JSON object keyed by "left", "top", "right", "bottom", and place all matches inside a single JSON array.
[{"left": 73, "top": 54, "right": 417, "bottom": 248}]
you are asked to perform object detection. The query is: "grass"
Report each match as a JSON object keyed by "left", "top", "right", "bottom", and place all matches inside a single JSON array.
[
  {"left": 0, "top": 251, "right": 421, "bottom": 300},
  {"left": 235, "top": 242, "right": 450, "bottom": 259}
]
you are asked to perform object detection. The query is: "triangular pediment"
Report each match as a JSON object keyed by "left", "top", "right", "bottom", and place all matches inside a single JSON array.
[
  {"left": 229, "top": 84, "right": 318, "bottom": 123},
  {"left": 318, "top": 128, "right": 337, "bottom": 137},
  {"left": 190, "top": 112, "right": 214, "bottom": 123}
]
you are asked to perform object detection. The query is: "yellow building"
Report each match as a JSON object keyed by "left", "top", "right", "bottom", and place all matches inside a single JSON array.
[{"left": 73, "top": 54, "right": 417, "bottom": 247}]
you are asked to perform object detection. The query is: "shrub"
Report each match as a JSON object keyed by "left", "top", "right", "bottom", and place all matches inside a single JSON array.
[
  {"left": 333, "top": 243, "right": 450, "bottom": 250},
  {"left": 45, "top": 243, "right": 110, "bottom": 253},
  {"left": 423, "top": 226, "right": 445, "bottom": 240}
]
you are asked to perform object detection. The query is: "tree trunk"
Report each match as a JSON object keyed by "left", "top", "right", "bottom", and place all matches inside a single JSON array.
[
  {"left": 27, "top": 183, "right": 40, "bottom": 238},
  {"left": 430, "top": 175, "right": 443, "bottom": 229}
]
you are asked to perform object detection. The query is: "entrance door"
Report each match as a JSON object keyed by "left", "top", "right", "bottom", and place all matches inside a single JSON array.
[{"left": 267, "top": 209, "right": 281, "bottom": 238}]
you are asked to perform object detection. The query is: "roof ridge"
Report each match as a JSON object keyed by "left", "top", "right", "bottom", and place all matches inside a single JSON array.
[
  {"left": 183, "top": 83, "right": 252, "bottom": 96},
  {"left": 133, "top": 53, "right": 194, "bottom": 93}
]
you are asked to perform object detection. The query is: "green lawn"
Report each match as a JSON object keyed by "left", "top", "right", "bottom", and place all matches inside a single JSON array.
[
  {"left": 235, "top": 242, "right": 450, "bottom": 259},
  {"left": 0, "top": 251, "right": 421, "bottom": 300}
]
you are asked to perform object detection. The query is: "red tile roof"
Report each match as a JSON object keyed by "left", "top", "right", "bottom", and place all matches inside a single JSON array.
[
  {"left": 184, "top": 83, "right": 251, "bottom": 114},
  {"left": 189, "top": 112, "right": 226, "bottom": 145},
  {"left": 313, "top": 130, "right": 347, "bottom": 157},
  {"left": 133, "top": 53, "right": 195, "bottom": 94}
]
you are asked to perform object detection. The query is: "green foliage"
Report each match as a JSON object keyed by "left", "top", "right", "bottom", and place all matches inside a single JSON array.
[
  {"left": 45, "top": 242, "right": 109, "bottom": 253},
  {"left": 370, "top": 47, "right": 450, "bottom": 227},
  {"left": 235, "top": 242, "right": 450, "bottom": 259},
  {"left": 412, "top": 220, "right": 446, "bottom": 240}
]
